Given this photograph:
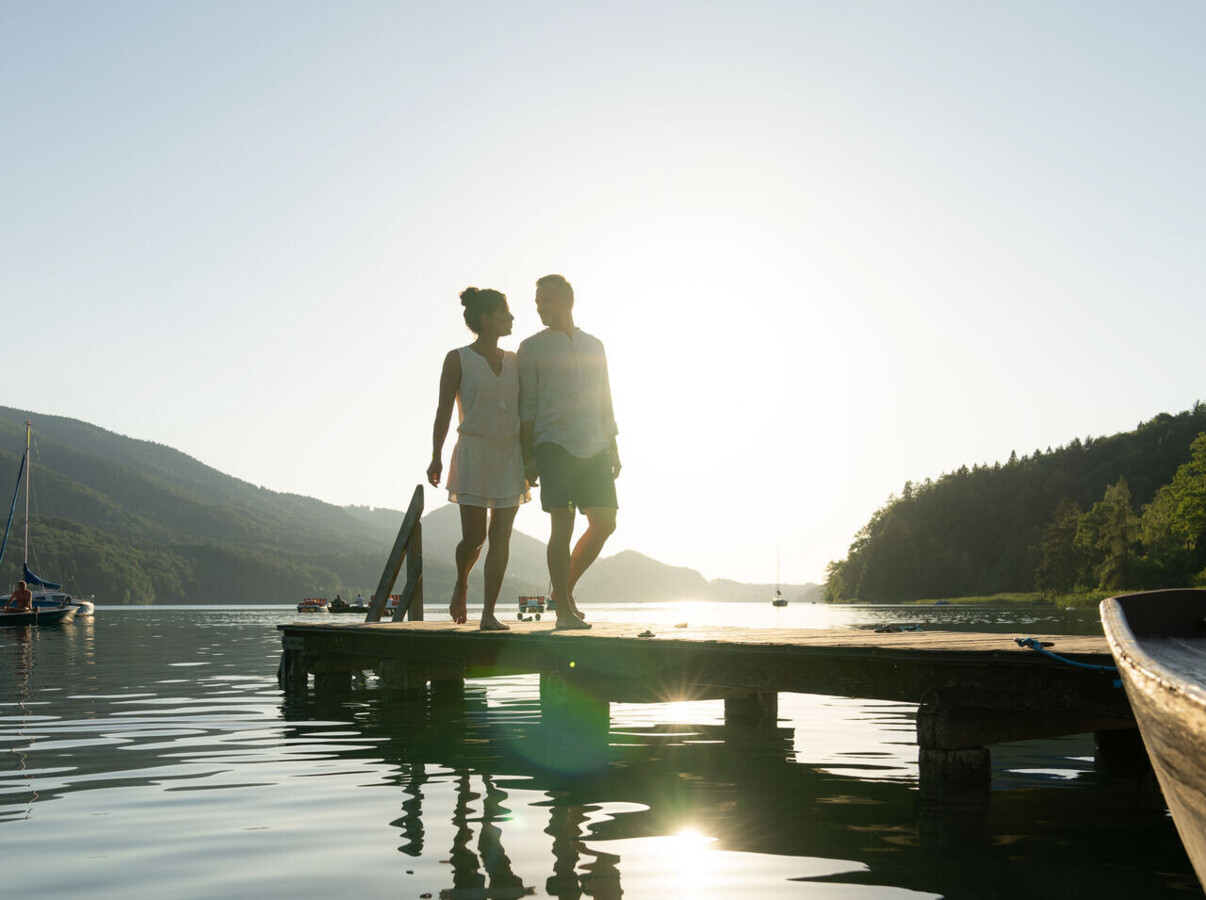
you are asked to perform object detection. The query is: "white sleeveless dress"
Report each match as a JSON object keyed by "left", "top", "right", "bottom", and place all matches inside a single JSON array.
[{"left": 446, "top": 347, "right": 530, "bottom": 508}]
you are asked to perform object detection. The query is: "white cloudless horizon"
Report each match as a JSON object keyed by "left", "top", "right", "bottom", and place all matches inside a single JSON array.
[{"left": 6, "top": 2, "right": 1204, "bottom": 585}]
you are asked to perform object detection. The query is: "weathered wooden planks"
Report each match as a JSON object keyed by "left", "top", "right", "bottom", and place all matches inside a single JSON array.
[{"left": 278, "top": 618, "right": 1128, "bottom": 721}]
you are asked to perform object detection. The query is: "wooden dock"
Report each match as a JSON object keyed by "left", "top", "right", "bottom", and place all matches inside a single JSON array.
[
  {"left": 278, "top": 617, "right": 1137, "bottom": 792},
  {"left": 282, "top": 489, "right": 1140, "bottom": 793}
]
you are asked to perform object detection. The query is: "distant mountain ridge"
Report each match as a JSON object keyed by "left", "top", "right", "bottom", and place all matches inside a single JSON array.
[{"left": 0, "top": 406, "right": 819, "bottom": 605}]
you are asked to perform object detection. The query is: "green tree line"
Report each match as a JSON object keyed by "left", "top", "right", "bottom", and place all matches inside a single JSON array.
[{"left": 825, "top": 403, "right": 1206, "bottom": 602}]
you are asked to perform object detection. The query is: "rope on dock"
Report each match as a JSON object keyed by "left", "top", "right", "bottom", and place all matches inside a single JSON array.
[{"left": 1014, "top": 637, "right": 1121, "bottom": 687}]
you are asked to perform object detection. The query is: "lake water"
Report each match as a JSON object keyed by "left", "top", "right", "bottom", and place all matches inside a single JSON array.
[{"left": 1, "top": 602, "right": 1199, "bottom": 899}]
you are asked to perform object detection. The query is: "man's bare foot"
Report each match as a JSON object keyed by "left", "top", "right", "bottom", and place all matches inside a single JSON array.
[
  {"left": 449, "top": 585, "right": 468, "bottom": 625},
  {"left": 554, "top": 615, "right": 591, "bottom": 630},
  {"left": 480, "top": 614, "right": 510, "bottom": 631},
  {"left": 551, "top": 591, "right": 587, "bottom": 620}
]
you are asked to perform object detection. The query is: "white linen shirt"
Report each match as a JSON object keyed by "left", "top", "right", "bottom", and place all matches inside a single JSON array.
[{"left": 517, "top": 327, "right": 618, "bottom": 459}]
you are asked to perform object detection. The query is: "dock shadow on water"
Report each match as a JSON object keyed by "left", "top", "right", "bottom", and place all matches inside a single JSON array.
[{"left": 1, "top": 606, "right": 1201, "bottom": 899}]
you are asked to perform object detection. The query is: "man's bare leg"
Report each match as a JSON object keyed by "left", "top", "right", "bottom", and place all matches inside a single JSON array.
[
  {"left": 480, "top": 506, "right": 518, "bottom": 630},
  {"left": 451, "top": 506, "right": 487, "bottom": 624},
  {"left": 549, "top": 507, "right": 589, "bottom": 629},
  {"left": 565, "top": 506, "right": 616, "bottom": 617}
]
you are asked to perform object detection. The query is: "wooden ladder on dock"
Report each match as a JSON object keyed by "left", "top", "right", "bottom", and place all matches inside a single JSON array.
[{"left": 366, "top": 484, "right": 424, "bottom": 623}]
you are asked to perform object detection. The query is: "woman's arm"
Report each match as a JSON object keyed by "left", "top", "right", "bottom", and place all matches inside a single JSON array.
[{"left": 427, "top": 350, "right": 462, "bottom": 487}]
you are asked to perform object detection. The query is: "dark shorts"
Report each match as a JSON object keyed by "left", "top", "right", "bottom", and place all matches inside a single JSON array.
[{"left": 536, "top": 443, "right": 618, "bottom": 512}]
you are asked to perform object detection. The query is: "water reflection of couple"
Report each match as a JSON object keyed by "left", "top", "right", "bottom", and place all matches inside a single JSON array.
[
  {"left": 428, "top": 275, "right": 621, "bottom": 632},
  {"left": 445, "top": 773, "right": 622, "bottom": 900}
]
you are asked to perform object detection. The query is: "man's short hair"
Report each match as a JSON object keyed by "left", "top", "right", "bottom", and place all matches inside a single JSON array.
[{"left": 536, "top": 273, "right": 573, "bottom": 304}]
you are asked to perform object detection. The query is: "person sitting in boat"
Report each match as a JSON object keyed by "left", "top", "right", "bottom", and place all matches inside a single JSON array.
[{"left": 5, "top": 580, "right": 33, "bottom": 613}]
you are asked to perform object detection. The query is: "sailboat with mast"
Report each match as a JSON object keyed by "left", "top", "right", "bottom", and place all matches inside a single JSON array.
[
  {"left": 0, "top": 419, "right": 94, "bottom": 622},
  {"left": 772, "top": 547, "right": 788, "bottom": 607}
]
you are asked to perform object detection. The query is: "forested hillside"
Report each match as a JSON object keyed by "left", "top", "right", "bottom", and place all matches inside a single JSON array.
[
  {"left": 825, "top": 403, "right": 1206, "bottom": 602},
  {"left": 0, "top": 407, "right": 399, "bottom": 603}
]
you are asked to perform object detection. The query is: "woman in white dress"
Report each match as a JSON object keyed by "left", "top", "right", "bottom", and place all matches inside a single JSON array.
[{"left": 427, "top": 288, "right": 530, "bottom": 630}]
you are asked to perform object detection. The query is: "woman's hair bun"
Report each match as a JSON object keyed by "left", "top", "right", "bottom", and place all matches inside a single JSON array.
[{"left": 458, "top": 286, "right": 505, "bottom": 334}]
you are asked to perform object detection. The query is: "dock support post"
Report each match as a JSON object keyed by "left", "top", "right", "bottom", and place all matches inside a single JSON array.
[
  {"left": 313, "top": 670, "right": 352, "bottom": 694},
  {"left": 916, "top": 700, "right": 991, "bottom": 800},
  {"left": 1094, "top": 727, "right": 1149, "bottom": 777},
  {"left": 539, "top": 673, "right": 610, "bottom": 726},
  {"left": 918, "top": 747, "right": 991, "bottom": 800},
  {"left": 379, "top": 659, "right": 428, "bottom": 697},
  {"left": 430, "top": 678, "right": 466, "bottom": 707},
  {"left": 724, "top": 691, "right": 778, "bottom": 727},
  {"left": 278, "top": 637, "right": 308, "bottom": 693},
  {"left": 538, "top": 673, "right": 610, "bottom": 770}
]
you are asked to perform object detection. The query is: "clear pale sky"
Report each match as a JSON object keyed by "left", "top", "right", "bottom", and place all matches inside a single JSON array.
[{"left": 5, "top": 2, "right": 1204, "bottom": 586}]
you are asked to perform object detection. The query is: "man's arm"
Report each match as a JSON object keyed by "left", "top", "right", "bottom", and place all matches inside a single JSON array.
[
  {"left": 518, "top": 342, "right": 539, "bottom": 485},
  {"left": 521, "top": 420, "right": 538, "bottom": 485},
  {"left": 600, "top": 347, "right": 620, "bottom": 478}
]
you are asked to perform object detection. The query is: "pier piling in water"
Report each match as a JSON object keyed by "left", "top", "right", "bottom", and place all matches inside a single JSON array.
[{"left": 278, "top": 617, "right": 1133, "bottom": 792}]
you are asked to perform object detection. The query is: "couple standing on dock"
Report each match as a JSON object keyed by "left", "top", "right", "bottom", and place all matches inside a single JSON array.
[{"left": 427, "top": 274, "right": 620, "bottom": 631}]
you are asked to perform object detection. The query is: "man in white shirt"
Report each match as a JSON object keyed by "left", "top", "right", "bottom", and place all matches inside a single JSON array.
[{"left": 518, "top": 274, "right": 620, "bottom": 630}]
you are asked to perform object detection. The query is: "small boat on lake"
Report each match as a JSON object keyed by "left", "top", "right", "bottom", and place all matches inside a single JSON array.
[
  {"left": 297, "top": 597, "right": 329, "bottom": 614},
  {"left": 32, "top": 589, "right": 95, "bottom": 617},
  {"left": 1, "top": 420, "right": 95, "bottom": 618},
  {"left": 0, "top": 605, "right": 78, "bottom": 627},
  {"left": 518, "top": 595, "right": 546, "bottom": 620},
  {"left": 771, "top": 548, "right": 788, "bottom": 606},
  {"left": 328, "top": 595, "right": 369, "bottom": 614},
  {"left": 1100, "top": 588, "right": 1206, "bottom": 889}
]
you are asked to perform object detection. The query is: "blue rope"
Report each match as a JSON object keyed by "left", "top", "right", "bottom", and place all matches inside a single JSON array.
[{"left": 1014, "top": 637, "right": 1121, "bottom": 687}]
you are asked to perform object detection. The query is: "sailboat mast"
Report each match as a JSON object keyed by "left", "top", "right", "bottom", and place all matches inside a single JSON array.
[{"left": 23, "top": 420, "right": 30, "bottom": 570}]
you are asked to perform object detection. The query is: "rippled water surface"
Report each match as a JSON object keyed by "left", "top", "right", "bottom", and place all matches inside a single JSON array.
[{"left": 1, "top": 603, "right": 1199, "bottom": 899}]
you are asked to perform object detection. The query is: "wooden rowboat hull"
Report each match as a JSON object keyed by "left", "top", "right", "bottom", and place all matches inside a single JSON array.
[{"left": 1101, "top": 588, "right": 1206, "bottom": 888}]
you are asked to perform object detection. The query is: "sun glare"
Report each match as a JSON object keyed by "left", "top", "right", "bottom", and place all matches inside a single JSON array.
[
  {"left": 674, "top": 829, "right": 718, "bottom": 865},
  {"left": 658, "top": 829, "right": 721, "bottom": 896}
]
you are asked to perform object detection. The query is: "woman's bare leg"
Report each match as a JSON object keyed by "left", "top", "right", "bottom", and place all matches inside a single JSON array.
[
  {"left": 480, "top": 505, "right": 519, "bottom": 631},
  {"left": 451, "top": 506, "right": 487, "bottom": 624}
]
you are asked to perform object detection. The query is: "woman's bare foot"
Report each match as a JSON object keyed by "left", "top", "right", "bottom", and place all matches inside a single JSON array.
[
  {"left": 449, "top": 584, "right": 468, "bottom": 624},
  {"left": 480, "top": 614, "right": 510, "bottom": 631}
]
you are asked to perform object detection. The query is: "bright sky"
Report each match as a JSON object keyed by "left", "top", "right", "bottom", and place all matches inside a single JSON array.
[{"left": 5, "top": 2, "right": 1204, "bottom": 586}]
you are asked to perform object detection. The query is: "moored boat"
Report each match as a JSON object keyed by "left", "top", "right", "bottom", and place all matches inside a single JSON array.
[
  {"left": 297, "top": 597, "right": 329, "bottom": 614},
  {"left": 329, "top": 595, "right": 368, "bottom": 614},
  {"left": 0, "top": 605, "right": 77, "bottom": 627},
  {"left": 31, "top": 590, "right": 95, "bottom": 617},
  {"left": 771, "top": 548, "right": 787, "bottom": 606},
  {"left": 1100, "top": 588, "right": 1206, "bottom": 889},
  {"left": 1, "top": 420, "right": 95, "bottom": 616},
  {"left": 518, "top": 595, "right": 546, "bottom": 620}
]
